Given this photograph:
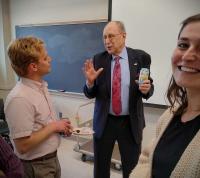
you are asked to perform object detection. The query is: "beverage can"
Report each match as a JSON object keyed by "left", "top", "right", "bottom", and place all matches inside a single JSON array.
[{"left": 139, "top": 68, "right": 149, "bottom": 84}]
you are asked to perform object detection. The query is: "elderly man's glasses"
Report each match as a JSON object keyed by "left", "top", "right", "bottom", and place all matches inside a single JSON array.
[{"left": 103, "top": 33, "right": 122, "bottom": 41}]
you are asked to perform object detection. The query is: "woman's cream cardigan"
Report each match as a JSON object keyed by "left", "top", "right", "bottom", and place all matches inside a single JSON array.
[{"left": 130, "top": 108, "right": 200, "bottom": 178}]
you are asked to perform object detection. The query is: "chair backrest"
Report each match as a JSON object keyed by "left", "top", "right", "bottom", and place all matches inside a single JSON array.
[
  {"left": 0, "top": 99, "right": 5, "bottom": 121},
  {"left": 0, "top": 99, "right": 9, "bottom": 135}
]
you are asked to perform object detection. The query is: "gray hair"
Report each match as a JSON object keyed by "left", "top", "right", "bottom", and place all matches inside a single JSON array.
[
  {"left": 107, "top": 21, "right": 126, "bottom": 33},
  {"left": 114, "top": 21, "right": 126, "bottom": 33}
]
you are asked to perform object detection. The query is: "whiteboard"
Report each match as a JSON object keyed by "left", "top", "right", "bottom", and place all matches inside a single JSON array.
[{"left": 112, "top": 0, "right": 200, "bottom": 105}]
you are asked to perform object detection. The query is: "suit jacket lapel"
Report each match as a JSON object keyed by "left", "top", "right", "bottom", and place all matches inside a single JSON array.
[
  {"left": 127, "top": 48, "right": 138, "bottom": 91},
  {"left": 106, "top": 54, "right": 112, "bottom": 98}
]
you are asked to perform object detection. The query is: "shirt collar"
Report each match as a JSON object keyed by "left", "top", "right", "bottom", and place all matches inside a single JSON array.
[
  {"left": 20, "top": 77, "right": 48, "bottom": 90},
  {"left": 112, "top": 47, "right": 128, "bottom": 60}
]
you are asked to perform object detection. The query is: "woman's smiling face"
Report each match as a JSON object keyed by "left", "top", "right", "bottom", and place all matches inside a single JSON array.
[{"left": 172, "top": 21, "right": 200, "bottom": 90}]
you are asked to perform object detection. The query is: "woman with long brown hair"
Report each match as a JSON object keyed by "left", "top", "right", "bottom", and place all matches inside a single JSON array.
[{"left": 130, "top": 13, "right": 200, "bottom": 178}]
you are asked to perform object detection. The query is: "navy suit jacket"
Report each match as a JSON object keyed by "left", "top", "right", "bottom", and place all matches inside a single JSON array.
[{"left": 83, "top": 47, "right": 154, "bottom": 144}]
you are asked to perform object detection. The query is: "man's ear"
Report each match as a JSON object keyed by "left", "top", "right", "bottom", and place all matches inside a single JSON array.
[
  {"left": 28, "top": 63, "right": 38, "bottom": 72},
  {"left": 123, "top": 33, "right": 126, "bottom": 39}
]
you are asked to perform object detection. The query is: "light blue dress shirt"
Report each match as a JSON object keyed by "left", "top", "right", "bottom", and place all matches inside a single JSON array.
[{"left": 109, "top": 47, "right": 130, "bottom": 115}]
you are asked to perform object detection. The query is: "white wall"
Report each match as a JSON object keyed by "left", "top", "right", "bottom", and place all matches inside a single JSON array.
[
  {"left": 112, "top": 0, "right": 200, "bottom": 105},
  {"left": 0, "top": 0, "right": 16, "bottom": 95},
  {"left": 9, "top": 0, "right": 108, "bottom": 37},
  {"left": 50, "top": 92, "right": 94, "bottom": 127}
]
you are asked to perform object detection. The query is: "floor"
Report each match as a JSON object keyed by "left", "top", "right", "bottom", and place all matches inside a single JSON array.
[
  {"left": 58, "top": 137, "right": 122, "bottom": 178},
  {"left": 57, "top": 120, "right": 158, "bottom": 178}
]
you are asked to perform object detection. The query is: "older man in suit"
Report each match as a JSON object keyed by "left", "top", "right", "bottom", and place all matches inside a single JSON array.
[{"left": 83, "top": 21, "right": 154, "bottom": 178}]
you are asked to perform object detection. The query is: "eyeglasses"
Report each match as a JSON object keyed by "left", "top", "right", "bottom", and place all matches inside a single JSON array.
[{"left": 103, "top": 33, "right": 122, "bottom": 41}]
